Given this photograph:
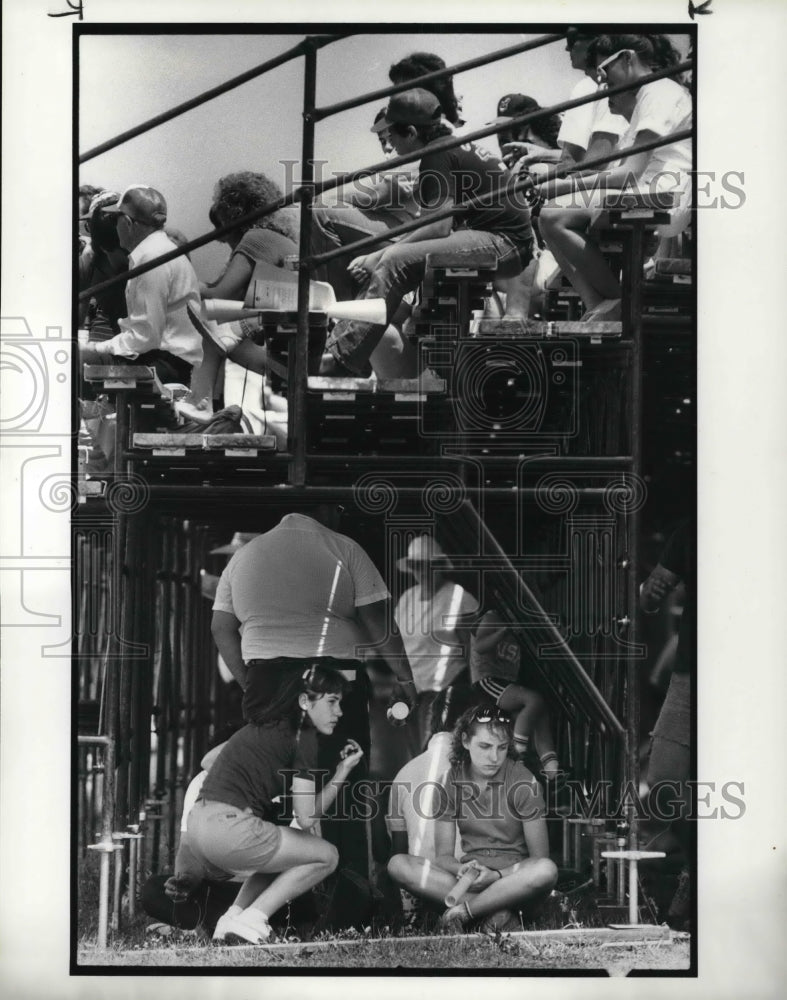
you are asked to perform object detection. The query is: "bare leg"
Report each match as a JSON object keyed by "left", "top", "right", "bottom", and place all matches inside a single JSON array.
[
  {"left": 387, "top": 854, "right": 457, "bottom": 906},
  {"left": 369, "top": 325, "right": 419, "bottom": 379},
  {"left": 228, "top": 337, "right": 271, "bottom": 377},
  {"left": 499, "top": 258, "right": 538, "bottom": 318},
  {"left": 539, "top": 206, "right": 621, "bottom": 310},
  {"left": 241, "top": 827, "right": 338, "bottom": 920}
]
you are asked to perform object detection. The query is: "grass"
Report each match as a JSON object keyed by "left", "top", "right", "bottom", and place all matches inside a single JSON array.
[{"left": 76, "top": 852, "right": 691, "bottom": 973}]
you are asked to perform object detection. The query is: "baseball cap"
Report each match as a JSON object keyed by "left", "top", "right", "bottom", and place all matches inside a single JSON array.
[
  {"left": 79, "top": 190, "right": 121, "bottom": 221},
  {"left": 103, "top": 185, "right": 168, "bottom": 225},
  {"left": 371, "top": 88, "right": 442, "bottom": 132},
  {"left": 494, "top": 94, "right": 541, "bottom": 120}
]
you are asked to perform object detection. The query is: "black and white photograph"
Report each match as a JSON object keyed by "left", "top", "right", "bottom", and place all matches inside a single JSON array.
[{"left": 0, "top": 0, "right": 784, "bottom": 995}]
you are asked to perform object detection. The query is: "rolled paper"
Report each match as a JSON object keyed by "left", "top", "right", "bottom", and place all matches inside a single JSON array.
[
  {"left": 444, "top": 865, "right": 481, "bottom": 907},
  {"left": 386, "top": 701, "right": 410, "bottom": 726},
  {"left": 325, "top": 298, "right": 388, "bottom": 324}
]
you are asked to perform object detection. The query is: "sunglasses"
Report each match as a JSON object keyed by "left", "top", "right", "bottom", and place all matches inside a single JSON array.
[
  {"left": 472, "top": 706, "right": 512, "bottom": 726},
  {"left": 596, "top": 49, "right": 633, "bottom": 84}
]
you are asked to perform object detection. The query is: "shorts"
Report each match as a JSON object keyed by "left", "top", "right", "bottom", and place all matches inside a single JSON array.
[
  {"left": 463, "top": 847, "right": 528, "bottom": 872},
  {"left": 187, "top": 798, "right": 282, "bottom": 879},
  {"left": 474, "top": 676, "right": 514, "bottom": 704}
]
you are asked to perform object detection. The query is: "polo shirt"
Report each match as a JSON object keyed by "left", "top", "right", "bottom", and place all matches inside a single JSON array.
[
  {"left": 213, "top": 513, "right": 390, "bottom": 661},
  {"left": 437, "top": 758, "right": 545, "bottom": 864}
]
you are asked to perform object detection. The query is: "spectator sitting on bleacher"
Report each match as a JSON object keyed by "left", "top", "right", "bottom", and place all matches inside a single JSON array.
[
  {"left": 514, "top": 29, "right": 627, "bottom": 180},
  {"left": 177, "top": 172, "right": 298, "bottom": 423},
  {"left": 78, "top": 190, "right": 130, "bottom": 340},
  {"left": 389, "top": 52, "right": 465, "bottom": 131},
  {"left": 537, "top": 34, "right": 692, "bottom": 321},
  {"left": 311, "top": 109, "right": 421, "bottom": 305},
  {"left": 78, "top": 185, "right": 202, "bottom": 385},
  {"left": 324, "top": 88, "right": 535, "bottom": 377}
]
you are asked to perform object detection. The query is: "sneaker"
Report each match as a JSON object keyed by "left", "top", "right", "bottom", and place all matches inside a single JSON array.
[
  {"left": 212, "top": 909, "right": 239, "bottom": 943},
  {"left": 221, "top": 908, "right": 272, "bottom": 945}
]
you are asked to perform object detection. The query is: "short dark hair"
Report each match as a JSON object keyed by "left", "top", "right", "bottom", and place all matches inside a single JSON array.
[
  {"left": 248, "top": 664, "right": 350, "bottom": 727},
  {"left": 211, "top": 171, "right": 297, "bottom": 242}
]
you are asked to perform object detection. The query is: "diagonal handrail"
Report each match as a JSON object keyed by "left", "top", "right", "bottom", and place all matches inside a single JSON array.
[
  {"left": 79, "top": 33, "right": 351, "bottom": 163},
  {"left": 311, "top": 33, "right": 564, "bottom": 121},
  {"left": 78, "top": 59, "right": 691, "bottom": 302}
]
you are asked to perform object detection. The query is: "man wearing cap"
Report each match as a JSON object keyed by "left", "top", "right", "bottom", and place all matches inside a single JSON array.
[
  {"left": 78, "top": 190, "right": 130, "bottom": 338},
  {"left": 323, "top": 88, "right": 535, "bottom": 377},
  {"left": 79, "top": 185, "right": 202, "bottom": 384},
  {"left": 210, "top": 503, "right": 415, "bottom": 889}
]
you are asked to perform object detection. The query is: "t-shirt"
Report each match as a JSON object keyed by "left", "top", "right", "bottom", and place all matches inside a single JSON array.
[
  {"left": 213, "top": 513, "right": 390, "bottom": 661},
  {"left": 395, "top": 581, "right": 479, "bottom": 692},
  {"left": 469, "top": 611, "right": 521, "bottom": 684},
  {"left": 417, "top": 142, "right": 534, "bottom": 249},
  {"left": 232, "top": 227, "right": 299, "bottom": 269},
  {"left": 616, "top": 78, "right": 693, "bottom": 190},
  {"left": 660, "top": 520, "right": 694, "bottom": 675},
  {"left": 557, "top": 75, "right": 627, "bottom": 153},
  {"left": 437, "top": 758, "right": 545, "bottom": 866},
  {"left": 199, "top": 719, "right": 318, "bottom": 821}
]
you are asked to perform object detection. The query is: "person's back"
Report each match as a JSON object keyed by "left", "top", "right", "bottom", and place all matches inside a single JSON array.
[
  {"left": 387, "top": 732, "right": 455, "bottom": 858},
  {"left": 214, "top": 512, "right": 389, "bottom": 661}
]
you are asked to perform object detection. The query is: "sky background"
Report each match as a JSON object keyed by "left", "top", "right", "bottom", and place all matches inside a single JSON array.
[{"left": 79, "top": 30, "right": 690, "bottom": 279}]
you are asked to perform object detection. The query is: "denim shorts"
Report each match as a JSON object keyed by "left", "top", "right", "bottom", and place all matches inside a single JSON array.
[{"left": 187, "top": 798, "right": 283, "bottom": 879}]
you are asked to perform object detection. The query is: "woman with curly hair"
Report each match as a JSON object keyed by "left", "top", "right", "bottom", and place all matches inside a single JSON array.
[
  {"left": 389, "top": 52, "right": 465, "bottom": 128},
  {"left": 537, "top": 33, "right": 692, "bottom": 320},
  {"left": 178, "top": 171, "right": 298, "bottom": 423},
  {"left": 387, "top": 704, "right": 557, "bottom": 932}
]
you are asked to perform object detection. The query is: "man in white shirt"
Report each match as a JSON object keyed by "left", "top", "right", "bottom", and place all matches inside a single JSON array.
[{"left": 79, "top": 185, "right": 202, "bottom": 384}]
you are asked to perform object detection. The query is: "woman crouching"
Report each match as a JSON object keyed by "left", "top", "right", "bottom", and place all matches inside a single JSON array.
[
  {"left": 187, "top": 665, "right": 363, "bottom": 944},
  {"left": 388, "top": 704, "right": 557, "bottom": 932}
]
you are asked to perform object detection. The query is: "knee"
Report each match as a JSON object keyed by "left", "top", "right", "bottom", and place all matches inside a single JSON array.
[
  {"left": 387, "top": 853, "right": 411, "bottom": 886},
  {"left": 531, "top": 857, "right": 558, "bottom": 891},
  {"left": 322, "top": 842, "right": 340, "bottom": 874}
]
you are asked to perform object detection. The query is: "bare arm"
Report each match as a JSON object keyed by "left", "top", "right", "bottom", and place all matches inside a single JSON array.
[
  {"left": 200, "top": 252, "right": 255, "bottom": 301},
  {"left": 434, "top": 819, "right": 463, "bottom": 876},
  {"left": 538, "top": 134, "right": 656, "bottom": 202},
  {"left": 210, "top": 610, "right": 246, "bottom": 689},
  {"left": 356, "top": 599, "right": 414, "bottom": 687},
  {"left": 521, "top": 816, "right": 551, "bottom": 860},
  {"left": 291, "top": 743, "right": 364, "bottom": 831}
]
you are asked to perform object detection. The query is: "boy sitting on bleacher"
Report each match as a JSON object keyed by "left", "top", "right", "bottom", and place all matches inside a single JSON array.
[{"left": 324, "top": 88, "right": 535, "bottom": 377}]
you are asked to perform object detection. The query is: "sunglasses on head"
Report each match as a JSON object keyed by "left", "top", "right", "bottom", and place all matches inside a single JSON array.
[
  {"left": 596, "top": 48, "right": 634, "bottom": 83},
  {"left": 472, "top": 706, "right": 512, "bottom": 726}
]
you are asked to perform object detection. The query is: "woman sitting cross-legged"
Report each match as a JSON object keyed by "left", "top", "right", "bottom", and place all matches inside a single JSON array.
[
  {"left": 387, "top": 704, "right": 558, "bottom": 933},
  {"left": 186, "top": 665, "right": 364, "bottom": 945}
]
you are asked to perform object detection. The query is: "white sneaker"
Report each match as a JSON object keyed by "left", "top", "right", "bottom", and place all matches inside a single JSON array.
[
  {"left": 221, "top": 909, "right": 272, "bottom": 945},
  {"left": 212, "top": 909, "right": 237, "bottom": 942}
]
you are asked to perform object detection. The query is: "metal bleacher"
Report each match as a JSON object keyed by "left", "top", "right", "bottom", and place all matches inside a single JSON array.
[{"left": 75, "top": 30, "right": 695, "bottom": 944}]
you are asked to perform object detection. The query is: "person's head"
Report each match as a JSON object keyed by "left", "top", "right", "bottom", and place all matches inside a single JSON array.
[
  {"left": 565, "top": 29, "right": 597, "bottom": 72},
  {"left": 372, "top": 107, "right": 394, "bottom": 156},
  {"left": 491, "top": 93, "right": 562, "bottom": 157},
  {"left": 428, "top": 684, "right": 479, "bottom": 737},
  {"left": 449, "top": 704, "right": 515, "bottom": 777},
  {"left": 389, "top": 52, "right": 463, "bottom": 126},
  {"left": 210, "top": 171, "right": 297, "bottom": 246},
  {"left": 249, "top": 663, "right": 350, "bottom": 731},
  {"left": 590, "top": 34, "right": 683, "bottom": 115},
  {"left": 82, "top": 189, "right": 124, "bottom": 253},
  {"left": 372, "top": 88, "right": 451, "bottom": 157},
  {"left": 103, "top": 185, "right": 168, "bottom": 252},
  {"left": 78, "top": 184, "right": 104, "bottom": 241},
  {"left": 396, "top": 533, "right": 453, "bottom": 586}
]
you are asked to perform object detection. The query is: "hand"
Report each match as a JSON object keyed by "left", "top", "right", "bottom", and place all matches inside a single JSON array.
[
  {"left": 501, "top": 141, "right": 531, "bottom": 167},
  {"left": 347, "top": 251, "right": 383, "bottom": 285},
  {"left": 164, "top": 873, "right": 201, "bottom": 902},
  {"left": 390, "top": 677, "right": 416, "bottom": 712},
  {"left": 335, "top": 739, "right": 364, "bottom": 777},
  {"left": 460, "top": 863, "right": 499, "bottom": 890}
]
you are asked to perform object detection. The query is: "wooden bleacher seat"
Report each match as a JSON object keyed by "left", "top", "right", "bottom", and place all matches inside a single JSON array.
[
  {"left": 132, "top": 433, "right": 277, "bottom": 456},
  {"left": 82, "top": 365, "right": 171, "bottom": 398}
]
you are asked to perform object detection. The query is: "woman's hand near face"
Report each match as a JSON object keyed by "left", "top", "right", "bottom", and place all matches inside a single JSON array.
[{"left": 335, "top": 739, "right": 364, "bottom": 779}]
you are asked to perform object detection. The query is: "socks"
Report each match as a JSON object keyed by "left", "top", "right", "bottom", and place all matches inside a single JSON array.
[{"left": 513, "top": 734, "right": 530, "bottom": 756}]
